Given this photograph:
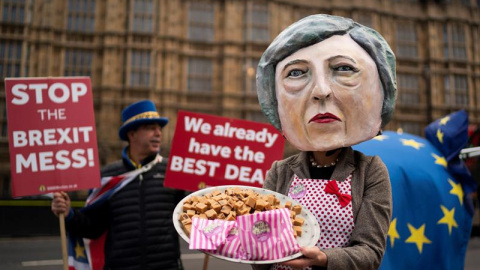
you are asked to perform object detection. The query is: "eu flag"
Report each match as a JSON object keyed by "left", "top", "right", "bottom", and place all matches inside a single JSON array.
[{"left": 353, "top": 111, "right": 475, "bottom": 270}]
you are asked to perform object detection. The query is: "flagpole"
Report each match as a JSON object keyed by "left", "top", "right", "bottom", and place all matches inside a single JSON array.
[
  {"left": 460, "top": 146, "right": 480, "bottom": 159},
  {"left": 202, "top": 254, "right": 209, "bottom": 270},
  {"left": 59, "top": 213, "right": 69, "bottom": 270}
]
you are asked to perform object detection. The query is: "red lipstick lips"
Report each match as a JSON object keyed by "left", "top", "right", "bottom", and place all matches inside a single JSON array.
[{"left": 309, "top": 113, "right": 341, "bottom": 124}]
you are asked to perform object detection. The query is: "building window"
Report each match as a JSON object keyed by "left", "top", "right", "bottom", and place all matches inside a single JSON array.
[
  {"left": 245, "top": 58, "right": 258, "bottom": 94},
  {"left": 67, "top": 0, "right": 95, "bottom": 32},
  {"left": 295, "top": 8, "right": 320, "bottom": 21},
  {"left": 0, "top": 41, "right": 22, "bottom": 79},
  {"left": 354, "top": 12, "right": 373, "bottom": 28},
  {"left": 444, "top": 75, "right": 468, "bottom": 107},
  {"left": 397, "top": 73, "right": 420, "bottom": 105},
  {"left": 1, "top": 0, "right": 27, "bottom": 23},
  {"left": 0, "top": 41, "right": 20, "bottom": 139},
  {"left": 24, "top": 44, "right": 29, "bottom": 76},
  {"left": 396, "top": 22, "right": 418, "bottom": 58},
  {"left": 188, "top": 2, "right": 214, "bottom": 42},
  {"left": 64, "top": 49, "right": 92, "bottom": 76},
  {"left": 247, "top": 110, "right": 268, "bottom": 123},
  {"left": 187, "top": 57, "right": 212, "bottom": 92},
  {"left": 443, "top": 24, "right": 467, "bottom": 60},
  {"left": 401, "top": 122, "right": 422, "bottom": 136},
  {"left": 245, "top": 2, "right": 269, "bottom": 43},
  {"left": 130, "top": 50, "right": 151, "bottom": 87},
  {"left": 130, "top": 0, "right": 153, "bottom": 33},
  {"left": 0, "top": 98, "right": 7, "bottom": 139}
]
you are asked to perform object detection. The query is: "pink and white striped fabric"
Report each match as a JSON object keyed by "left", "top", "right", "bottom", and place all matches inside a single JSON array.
[
  {"left": 189, "top": 218, "right": 236, "bottom": 250},
  {"left": 237, "top": 208, "right": 300, "bottom": 260},
  {"left": 209, "top": 226, "right": 246, "bottom": 259}
]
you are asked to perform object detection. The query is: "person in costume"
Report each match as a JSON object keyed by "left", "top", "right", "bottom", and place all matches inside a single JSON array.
[
  {"left": 254, "top": 14, "right": 396, "bottom": 270},
  {"left": 51, "top": 100, "right": 184, "bottom": 270}
]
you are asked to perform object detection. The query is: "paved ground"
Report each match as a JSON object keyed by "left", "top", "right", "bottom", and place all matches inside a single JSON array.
[
  {"left": 0, "top": 236, "right": 478, "bottom": 269},
  {"left": 464, "top": 237, "right": 480, "bottom": 270}
]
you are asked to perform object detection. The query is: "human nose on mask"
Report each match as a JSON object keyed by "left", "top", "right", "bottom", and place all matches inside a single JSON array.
[{"left": 311, "top": 76, "right": 332, "bottom": 101}]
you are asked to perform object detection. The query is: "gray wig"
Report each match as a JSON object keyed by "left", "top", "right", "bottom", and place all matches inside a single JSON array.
[{"left": 256, "top": 14, "right": 397, "bottom": 131}]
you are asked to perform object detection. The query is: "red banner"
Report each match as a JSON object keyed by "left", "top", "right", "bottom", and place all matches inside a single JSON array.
[
  {"left": 5, "top": 77, "right": 100, "bottom": 197},
  {"left": 164, "top": 111, "right": 285, "bottom": 191}
]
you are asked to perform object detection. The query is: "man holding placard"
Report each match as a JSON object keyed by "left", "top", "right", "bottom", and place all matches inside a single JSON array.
[{"left": 51, "top": 100, "right": 184, "bottom": 270}]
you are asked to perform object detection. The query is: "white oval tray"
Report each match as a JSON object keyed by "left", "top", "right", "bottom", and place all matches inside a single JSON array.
[{"left": 172, "top": 185, "right": 320, "bottom": 264}]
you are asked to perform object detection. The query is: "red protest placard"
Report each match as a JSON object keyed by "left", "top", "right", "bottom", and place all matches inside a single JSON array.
[
  {"left": 164, "top": 111, "right": 285, "bottom": 191},
  {"left": 5, "top": 77, "right": 101, "bottom": 197}
]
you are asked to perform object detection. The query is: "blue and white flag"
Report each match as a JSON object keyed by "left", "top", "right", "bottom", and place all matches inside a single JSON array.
[{"left": 353, "top": 111, "right": 476, "bottom": 270}]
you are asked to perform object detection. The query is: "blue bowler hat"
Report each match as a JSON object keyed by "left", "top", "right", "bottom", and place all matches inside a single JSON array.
[{"left": 118, "top": 100, "right": 168, "bottom": 141}]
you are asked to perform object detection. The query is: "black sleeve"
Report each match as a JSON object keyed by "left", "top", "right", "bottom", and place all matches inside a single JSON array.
[
  {"left": 162, "top": 157, "right": 189, "bottom": 205},
  {"left": 66, "top": 201, "right": 110, "bottom": 239},
  {"left": 174, "top": 190, "right": 189, "bottom": 205}
]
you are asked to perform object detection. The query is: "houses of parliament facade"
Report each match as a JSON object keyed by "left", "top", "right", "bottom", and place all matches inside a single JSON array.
[{"left": 0, "top": 0, "right": 479, "bottom": 198}]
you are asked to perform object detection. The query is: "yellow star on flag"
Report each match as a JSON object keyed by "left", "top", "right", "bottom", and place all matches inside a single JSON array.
[
  {"left": 373, "top": 135, "right": 388, "bottom": 141},
  {"left": 400, "top": 139, "right": 424, "bottom": 150},
  {"left": 437, "top": 205, "right": 458, "bottom": 235},
  {"left": 405, "top": 223, "right": 432, "bottom": 253},
  {"left": 439, "top": 116, "right": 450, "bottom": 125},
  {"left": 432, "top": 153, "right": 447, "bottom": 167},
  {"left": 448, "top": 178, "right": 464, "bottom": 205},
  {"left": 388, "top": 218, "right": 400, "bottom": 248},
  {"left": 436, "top": 129, "right": 444, "bottom": 144},
  {"left": 75, "top": 242, "right": 86, "bottom": 259}
]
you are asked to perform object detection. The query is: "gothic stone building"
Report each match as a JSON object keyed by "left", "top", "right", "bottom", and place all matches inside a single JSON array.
[{"left": 0, "top": 0, "right": 479, "bottom": 198}]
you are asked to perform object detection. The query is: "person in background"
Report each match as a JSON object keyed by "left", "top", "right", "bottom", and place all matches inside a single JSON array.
[
  {"left": 254, "top": 14, "right": 395, "bottom": 270},
  {"left": 52, "top": 100, "right": 184, "bottom": 270}
]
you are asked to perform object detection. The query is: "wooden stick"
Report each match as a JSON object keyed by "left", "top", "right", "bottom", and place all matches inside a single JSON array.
[
  {"left": 202, "top": 253, "right": 209, "bottom": 270},
  {"left": 59, "top": 213, "right": 69, "bottom": 270}
]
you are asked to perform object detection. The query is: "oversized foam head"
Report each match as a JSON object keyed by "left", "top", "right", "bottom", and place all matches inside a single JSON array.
[{"left": 257, "top": 14, "right": 397, "bottom": 151}]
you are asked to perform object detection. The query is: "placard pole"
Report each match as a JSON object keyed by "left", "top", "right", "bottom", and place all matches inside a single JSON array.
[
  {"left": 202, "top": 254, "right": 209, "bottom": 270},
  {"left": 59, "top": 213, "right": 69, "bottom": 270}
]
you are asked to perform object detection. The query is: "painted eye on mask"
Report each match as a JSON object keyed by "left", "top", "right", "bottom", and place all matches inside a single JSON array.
[
  {"left": 287, "top": 69, "right": 307, "bottom": 78},
  {"left": 333, "top": 65, "right": 359, "bottom": 73}
]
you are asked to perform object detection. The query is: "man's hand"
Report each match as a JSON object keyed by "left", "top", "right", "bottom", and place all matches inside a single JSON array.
[
  {"left": 51, "top": 192, "right": 71, "bottom": 217},
  {"left": 280, "top": 246, "right": 327, "bottom": 269}
]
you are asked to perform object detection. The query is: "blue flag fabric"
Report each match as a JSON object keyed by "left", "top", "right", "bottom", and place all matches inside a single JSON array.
[
  {"left": 67, "top": 232, "right": 90, "bottom": 270},
  {"left": 425, "top": 110, "right": 477, "bottom": 214},
  {"left": 425, "top": 110, "right": 469, "bottom": 162},
  {"left": 353, "top": 129, "right": 474, "bottom": 270}
]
